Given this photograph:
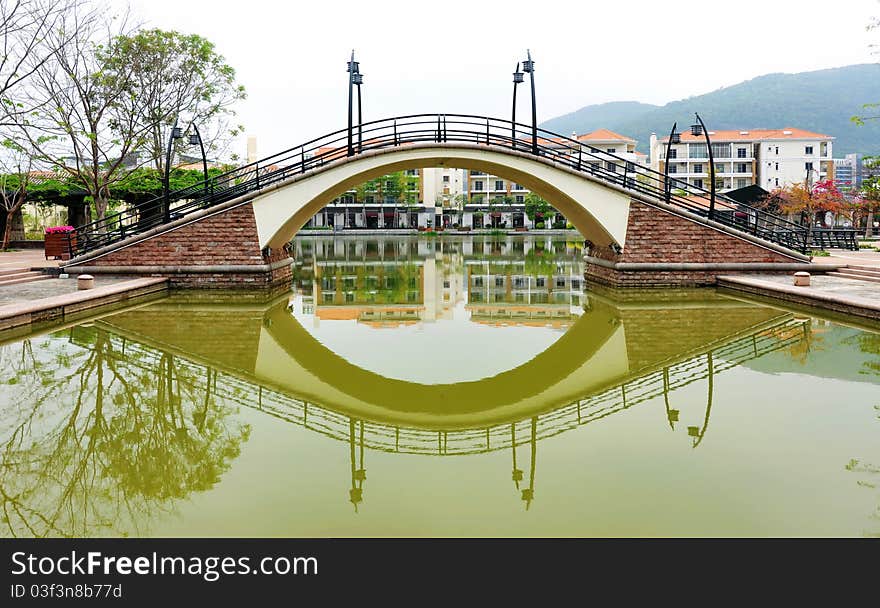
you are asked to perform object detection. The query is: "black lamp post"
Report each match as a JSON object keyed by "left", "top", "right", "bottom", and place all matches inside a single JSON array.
[
  {"left": 346, "top": 50, "right": 360, "bottom": 157},
  {"left": 663, "top": 122, "right": 680, "bottom": 203},
  {"left": 163, "top": 119, "right": 183, "bottom": 223},
  {"left": 187, "top": 123, "right": 209, "bottom": 196},
  {"left": 521, "top": 50, "right": 537, "bottom": 155},
  {"left": 691, "top": 112, "right": 716, "bottom": 219},
  {"left": 353, "top": 71, "right": 364, "bottom": 153},
  {"left": 512, "top": 63, "right": 524, "bottom": 150}
]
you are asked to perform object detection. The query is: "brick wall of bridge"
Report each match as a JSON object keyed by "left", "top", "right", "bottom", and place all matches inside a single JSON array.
[
  {"left": 73, "top": 204, "right": 292, "bottom": 289},
  {"left": 585, "top": 200, "right": 805, "bottom": 287}
]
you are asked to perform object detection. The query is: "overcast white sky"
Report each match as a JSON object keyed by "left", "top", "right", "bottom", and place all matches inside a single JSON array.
[{"left": 125, "top": 0, "right": 879, "bottom": 158}]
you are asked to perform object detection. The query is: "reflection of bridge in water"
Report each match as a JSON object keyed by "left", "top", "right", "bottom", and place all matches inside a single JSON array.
[
  {"left": 73, "top": 290, "right": 808, "bottom": 510},
  {"left": 88, "top": 313, "right": 807, "bottom": 458}
]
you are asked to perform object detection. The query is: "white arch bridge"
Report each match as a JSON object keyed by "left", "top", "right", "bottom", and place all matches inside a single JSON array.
[{"left": 63, "top": 115, "right": 812, "bottom": 286}]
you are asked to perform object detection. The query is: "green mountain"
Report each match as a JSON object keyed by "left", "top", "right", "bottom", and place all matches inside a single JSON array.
[
  {"left": 541, "top": 64, "right": 880, "bottom": 157},
  {"left": 539, "top": 101, "right": 660, "bottom": 137}
]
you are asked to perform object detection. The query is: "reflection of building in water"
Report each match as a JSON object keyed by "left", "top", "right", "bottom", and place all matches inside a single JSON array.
[
  {"left": 308, "top": 246, "right": 467, "bottom": 327},
  {"left": 293, "top": 236, "right": 587, "bottom": 328},
  {"left": 466, "top": 259, "right": 585, "bottom": 327}
]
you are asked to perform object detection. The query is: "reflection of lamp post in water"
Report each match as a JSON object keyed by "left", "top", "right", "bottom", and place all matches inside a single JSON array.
[
  {"left": 511, "top": 423, "right": 523, "bottom": 490},
  {"left": 662, "top": 367, "right": 679, "bottom": 431},
  {"left": 348, "top": 418, "right": 367, "bottom": 511},
  {"left": 686, "top": 351, "right": 714, "bottom": 448},
  {"left": 521, "top": 417, "right": 538, "bottom": 510}
]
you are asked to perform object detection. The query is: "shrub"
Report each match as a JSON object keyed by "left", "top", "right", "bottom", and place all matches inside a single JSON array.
[
  {"left": 535, "top": 221, "right": 545, "bottom": 229},
  {"left": 45, "top": 225, "right": 75, "bottom": 234}
]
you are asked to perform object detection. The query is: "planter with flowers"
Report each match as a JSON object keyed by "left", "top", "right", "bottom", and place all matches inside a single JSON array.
[{"left": 44, "top": 226, "right": 76, "bottom": 260}]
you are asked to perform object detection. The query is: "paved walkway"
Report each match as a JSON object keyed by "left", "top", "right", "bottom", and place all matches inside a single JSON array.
[
  {"left": 733, "top": 272, "right": 880, "bottom": 302},
  {"left": 816, "top": 249, "right": 880, "bottom": 268},
  {"left": 0, "top": 275, "right": 134, "bottom": 306},
  {"left": 0, "top": 248, "right": 60, "bottom": 271}
]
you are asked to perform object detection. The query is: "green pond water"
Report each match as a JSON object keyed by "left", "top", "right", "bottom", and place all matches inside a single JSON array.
[{"left": 1, "top": 234, "right": 879, "bottom": 537}]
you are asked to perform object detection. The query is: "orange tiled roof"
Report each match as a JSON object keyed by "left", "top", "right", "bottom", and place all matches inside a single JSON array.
[
  {"left": 577, "top": 129, "right": 636, "bottom": 143},
  {"left": 663, "top": 128, "right": 833, "bottom": 143}
]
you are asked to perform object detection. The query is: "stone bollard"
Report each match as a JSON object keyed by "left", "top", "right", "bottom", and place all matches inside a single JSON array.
[
  {"left": 793, "top": 271, "right": 810, "bottom": 287},
  {"left": 77, "top": 274, "right": 95, "bottom": 290}
]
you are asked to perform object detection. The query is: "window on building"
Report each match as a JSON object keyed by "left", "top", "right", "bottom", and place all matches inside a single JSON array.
[
  {"left": 737, "top": 147, "right": 747, "bottom": 158},
  {"left": 474, "top": 276, "right": 483, "bottom": 287},
  {"left": 668, "top": 148, "right": 677, "bottom": 159},
  {"left": 605, "top": 161, "right": 616, "bottom": 172},
  {"left": 495, "top": 180, "right": 504, "bottom": 191},
  {"left": 515, "top": 195, "right": 524, "bottom": 203},
  {"left": 805, "top": 161, "right": 814, "bottom": 171},
  {"left": 606, "top": 148, "right": 616, "bottom": 153},
  {"left": 736, "top": 178, "right": 749, "bottom": 189},
  {"left": 345, "top": 292, "right": 355, "bottom": 303},
  {"left": 711, "top": 143, "right": 730, "bottom": 158},
  {"left": 385, "top": 180, "right": 394, "bottom": 189},
  {"left": 693, "top": 178, "right": 704, "bottom": 189},
  {"left": 775, "top": 147, "right": 779, "bottom": 155},
  {"left": 775, "top": 178, "right": 779, "bottom": 186},
  {"left": 474, "top": 180, "right": 484, "bottom": 191},
  {"left": 556, "top": 278, "right": 566, "bottom": 288},
  {"left": 693, "top": 163, "right": 704, "bottom": 174},
  {"left": 735, "top": 163, "right": 748, "bottom": 173},
  {"left": 536, "top": 277, "right": 545, "bottom": 288},
  {"left": 715, "top": 177, "right": 724, "bottom": 189},
  {"left": 495, "top": 277, "right": 504, "bottom": 287},
  {"left": 365, "top": 195, "right": 375, "bottom": 204},
  {"left": 689, "top": 143, "right": 708, "bottom": 158},
  {"left": 805, "top": 146, "right": 813, "bottom": 155},
  {"left": 405, "top": 169, "right": 418, "bottom": 176},
  {"left": 514, "top": 183, "right": 524, "bottom": 190},
  {"left": 669, "top": 165, "right": 677, "bottom": 174},
  {"left": 775, "top": 163, "right": 779, "bottom": 171},
  {"left": 514, "top": 277, "right": 525, "bottom": 288},
  {"left": 442, "top": 175, "right": 450, "bottom": 183}
]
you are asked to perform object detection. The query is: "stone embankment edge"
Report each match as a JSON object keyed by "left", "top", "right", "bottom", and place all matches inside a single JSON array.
[
  {"left": 0, "top": 277, "right": 169, "bottom": 332},
  {"left": 716, "top": 275, "right": 880, "bottom": 321}
]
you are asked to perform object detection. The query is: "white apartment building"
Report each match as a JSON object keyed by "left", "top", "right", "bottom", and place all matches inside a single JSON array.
[
  {"left": 466, "top": 128, "right": 645, "bottom": 202},
  {"left": 422, "top": 167, "right": 466, "bottom": 207},
  {"left": 650, "top": 128, "right": 834, "bottom": 193}
]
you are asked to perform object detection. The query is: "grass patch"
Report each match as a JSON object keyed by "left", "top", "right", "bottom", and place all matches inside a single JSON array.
[{"left": 810, "top": 250, "right": 830, "bottom": 257}]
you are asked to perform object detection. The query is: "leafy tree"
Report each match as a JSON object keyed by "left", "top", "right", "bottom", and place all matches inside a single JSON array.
[
  {"left": 524, "top": 192, "right": 552, "bottom": 224},
  {"left": 767, "top": 179, "right": 845, "bottom": 244},
  {"left": 856, "top": 155, "right": 880, "bottom": 238},
  {"left": 0, "top": 0, "right": 90, "bottom": 121},
  {"left": 104, "top": 29, "right": 246, "bottom": 172},
  {"left": 852, "top": 10, "right": 880, "bottom": 126},
  {"left": 14, "top": 13, "right": 245, "bottom": 224}
]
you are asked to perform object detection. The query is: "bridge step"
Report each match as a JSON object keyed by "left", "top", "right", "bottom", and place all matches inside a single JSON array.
[
  {"left": 843, "top": 265, "right": 880, "bottom": 275},
  {"left": 826, "top": 270, "right": 880, "bottom": 284},
  {"left": 0, "top": 271, "right": 51, "bottom": 287}
]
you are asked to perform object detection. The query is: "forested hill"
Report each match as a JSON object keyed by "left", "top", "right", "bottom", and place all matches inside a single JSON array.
[{"left": 540, "top": 64, "right": 880, "bottom": 156}]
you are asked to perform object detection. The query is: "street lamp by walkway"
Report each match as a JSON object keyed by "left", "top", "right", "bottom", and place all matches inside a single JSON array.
[
  {"left": 163, "top": 119, "right": 183, "bottom": 223},
  {"left": 511, "top": 63, "right": 524, "bottom": 149},
  {"left": 353, "top": 71, "right": 364, "bottom": 153},
  {"left": 187, "top": 123, "right": 209, "bottom": 198},
  {"left": 690, "top": 112, "right": 716, "bottom": 219},
  {"left": 346, "top": 50, "right": 361, "bottom": 157},
  {"left": 663, "top": 122, "right": 680, "bottom": 203},
  {"left": 521, "top": 50, "right": 537, "bottom": 155}
]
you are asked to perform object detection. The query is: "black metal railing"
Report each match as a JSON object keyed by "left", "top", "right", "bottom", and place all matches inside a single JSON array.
[
  {"left": 810, "top": 228, "right": 859, "bottom": 251},
  {"left": 67, "top": 114, "right": 810, "bottom": 257}
]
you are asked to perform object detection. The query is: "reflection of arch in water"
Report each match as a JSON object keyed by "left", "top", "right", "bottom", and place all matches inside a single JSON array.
[
  {"left": 84, "top": 312, "right": 808, "bottom": 513},
  {"left": 93, "top": 311, "right": 808, "bottom": 456},
  {"left": 257, "top": 297, "right": 626, "bottom": 430}
]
